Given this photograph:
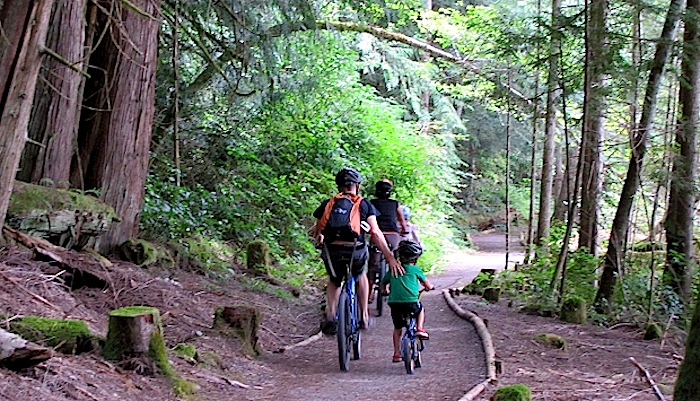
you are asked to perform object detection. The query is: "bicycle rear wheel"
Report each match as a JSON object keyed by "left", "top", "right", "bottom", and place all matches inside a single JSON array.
[
  {"left": 337, "top": 292, "right": 351, "bottom": 371},
  {"left": 400, "top": 336, "right": 414, "bottom": 374},
  {"left": 415, "top": 340, "right": 423, "bottom": 368}
]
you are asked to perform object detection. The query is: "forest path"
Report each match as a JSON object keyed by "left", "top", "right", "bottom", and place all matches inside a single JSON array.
[{"left": 252, "top": 231, "right": 524, "bottom": 401}]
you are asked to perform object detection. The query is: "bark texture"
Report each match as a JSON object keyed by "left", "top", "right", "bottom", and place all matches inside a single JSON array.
[
  {"left": 0, "top": 0, "right": 55, "bottom": 232},
  {"left": 76, "top": 0, "right": 161, "bottom": 253},
  {"left": 664, "top": 0, "right": 700, "bottom": 302},
  {"left": 18, "top": 0, "right": 87, "bottom": 185}
]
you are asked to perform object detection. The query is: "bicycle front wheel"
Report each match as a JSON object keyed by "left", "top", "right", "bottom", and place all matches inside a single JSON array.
[{"left": 337, "top": 292, "right": 351, "bottom": 371}]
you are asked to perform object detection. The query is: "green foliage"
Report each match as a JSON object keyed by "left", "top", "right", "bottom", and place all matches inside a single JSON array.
[{"left": 492, "top": 383, "right": 533, "bottom": 401}]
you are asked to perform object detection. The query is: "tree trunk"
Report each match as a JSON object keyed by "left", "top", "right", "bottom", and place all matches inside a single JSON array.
[
  {"left": 578, "top": 0, "right": 608, "bottom": 256},
  {"left": 664, "top": 0, "right": 700, "bottom": 303},
  {"left": 674, "top": 294, "right": 700, "bottom": 400},
  {"left": 536, "top": 0, "right": 563, "bottom": 247},
  {"left": 594, "top": 0, "right": 684, "bottom": 312},
  {"left": 17, "top": 0, "right": 88, "bottom": 186},
  {"left": 0, "top": 0, "right": 55, "bottom": 234},
  {"left": 0, "top": 328, "right": 52, "bottom": 370},
  {"left": 76, "top": 0, "right": 161, "bottom": 253}
]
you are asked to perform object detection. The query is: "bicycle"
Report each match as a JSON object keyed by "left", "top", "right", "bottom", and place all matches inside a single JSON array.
[
  {"left": 369, "top": 245, "right": 389, "bottom": 317},
  {"left": 399, "top": 289, "right": 426, "bottom": 375}
]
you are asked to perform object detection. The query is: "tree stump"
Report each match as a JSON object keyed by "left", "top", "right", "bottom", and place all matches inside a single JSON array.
[
  {"left": 483, "top": 287, "right": 501, "bottom": 303},
  {"left": 560, "top": 296, "right": 587, "bottom": 324},
  {"left": 0, "top": 328, "right": 52, "bottom": 369},
  {"left": 246, "top": 240, "right": 270, "bottom": 275},
  {"left": 213, "top": 305, "right": 262, "bottom": 355},
  {"left": 103, "top": 306, "right": 165, "bottom": 364}
]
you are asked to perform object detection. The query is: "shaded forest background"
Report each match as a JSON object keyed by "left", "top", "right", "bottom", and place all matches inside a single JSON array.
[{"left": 4, "top": 0, "right": 700, "bottom": 396}]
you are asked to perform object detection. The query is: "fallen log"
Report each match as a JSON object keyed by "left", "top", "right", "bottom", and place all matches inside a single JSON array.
[
  {"left": 0, "top": 328, "right": 52, "bottom": 369},
  {"left": 2, "top": 226, "right": 111, "bottom": 289}
]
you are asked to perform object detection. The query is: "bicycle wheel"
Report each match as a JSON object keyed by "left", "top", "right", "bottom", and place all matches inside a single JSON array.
[
  {"left": 376, "top": 259, "right": 387, "bottom": 316},
  {"left": 337, "top": 292, "right": 351, "bottom": 371},
  {"left": 415, "top": 340, "right": 423, "bottom": 368},
  {"left": 352, "top": 294, "right": 361, "bottom": 360},
  {"left": 401, "top": 336, "right": 414, "bottom": 374}
]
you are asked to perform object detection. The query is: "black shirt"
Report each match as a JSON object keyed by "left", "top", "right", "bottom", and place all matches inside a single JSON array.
[{"left": 370, "top": 198, "right": 400, "bottom": 232}]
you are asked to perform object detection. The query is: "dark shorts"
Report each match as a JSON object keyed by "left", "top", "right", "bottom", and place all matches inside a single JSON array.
[
  {"left": 367, "top": 233, "right": 401, "bottom": 278},
  {"left": 321, "top": 243, "right": 368, "bottom": 287},
  {"left": 388, "top": 302, "right": 423, "bottom": 329}
]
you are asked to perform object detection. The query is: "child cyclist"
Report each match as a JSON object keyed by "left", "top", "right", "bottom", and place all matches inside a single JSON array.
[{"left": 381, "top": 240, "right": 435, "bottom": 363}]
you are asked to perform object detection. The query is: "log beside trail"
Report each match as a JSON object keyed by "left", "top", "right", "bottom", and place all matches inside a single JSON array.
[{"left": 0, "top": 328, "right": 52, "bottom": 369}]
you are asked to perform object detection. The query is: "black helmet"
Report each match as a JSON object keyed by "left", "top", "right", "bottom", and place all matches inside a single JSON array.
[
  {"left": 398, "top": 240, "right": 423, "bottom": 262},
  {"left": 374, "top": 179, "right": 393, "bottom": 198},
  {"left": 335, "top": 167, "right": 362, "bottom": 187}
]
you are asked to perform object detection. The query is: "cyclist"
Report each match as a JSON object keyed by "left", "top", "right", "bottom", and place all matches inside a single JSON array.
[
  {"left": 368, "top": 179, "right": 408, "bottom": 303},
  {"left": 313, "top": 168, "right": 403, "bottom": 335},
  {"left": 400, "top": 205, "right": 422, "bottom": 247},
  {"left": 381, "top": 240, "right": 434, "bottom": 363}
]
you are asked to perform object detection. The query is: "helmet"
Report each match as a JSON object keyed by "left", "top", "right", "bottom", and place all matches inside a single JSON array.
[
  {"left": 335, "top": 167, "right": 362, "bottom": 188},
  {"left": 374, "top": 179, "right": 393, "bottom": 198},
  {"left": 398, "top": 240, "right": 422, "bottom": 262},
  {"left": 401, "top": 205, "right": 411, "bottom": 220}
]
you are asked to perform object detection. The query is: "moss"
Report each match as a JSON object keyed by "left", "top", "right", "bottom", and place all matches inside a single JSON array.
[
  {"left": 644, "top": 322, "right": 663, "bottom": 340},
  {"left": 182, "top": 236, "right": 234, "bottom": 276},
  {"left": 148, "top": 329, "right": 196, "bottom": 398},
  {"left": 560, "top": 296, "right": 587, "bottom": 324},
  {"left": 8, "top": 181, "right": 118, "bottom": 221},
  {"left": 9, "top": 316, "right": 96, "bottom": 354},
  {"left": 491, "top": 384, "right": 532, "bottom": 401},
  {"left": 246, "top": 240, "right": 270, "bottom": 274},
  {"left": 108, "top": 306, "right": 160, "bottom": 318},
  {"left": 172, "top": 343, "right": 198, "bottom": 360},
  {"left": 533, "top": 333, "right": 568, "bottom": 351}
]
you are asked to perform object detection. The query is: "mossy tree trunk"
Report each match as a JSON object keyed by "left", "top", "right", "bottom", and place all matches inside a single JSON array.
[{"left": 674, "top": 295, "right": 700, "bottom": 400}]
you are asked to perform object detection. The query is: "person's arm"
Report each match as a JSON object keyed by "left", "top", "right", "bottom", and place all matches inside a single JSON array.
[
  {"left": 368, "top": 215, "right": 404, "bottom": 277},
  {"left": 396, "top": 204, "right": 408, "bottom": 234},
  {"left": 420, "top": 277, "right": 435, "bottom": 291}
]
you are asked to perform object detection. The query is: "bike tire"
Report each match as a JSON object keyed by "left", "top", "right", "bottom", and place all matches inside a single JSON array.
[
  {"left": 376, "top": 260, "right": 387, "bottom": 317},
  {"left": 352, "top": 293, "right": 361, "bottom": 360},
  {"left": 401, "top": 336, "right": 414, "bottom": 374},
  {"left": 337, "top": 292, "right": 351, "bottom": 371},
  {"left": 415, "top": 341, "right": 423, "bottom": 368}
]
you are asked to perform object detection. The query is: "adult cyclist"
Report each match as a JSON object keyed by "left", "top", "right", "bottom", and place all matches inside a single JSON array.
[
  {"left": 368, "top": 179, "right": 408, "bottom": 303},
  {"left": 313, "top": 168, "right": 403, "bottom": 335}
]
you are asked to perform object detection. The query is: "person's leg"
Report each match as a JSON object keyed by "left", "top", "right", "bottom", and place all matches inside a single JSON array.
[
  {"left": 416, "top": 308, "right": 426, "bottom": 330},
  {"left": 326, "top": 280, "right": 340, "bottom": 321},
  {"left": 357, "top": 272, "right": 369, "bottom": 327},
  {"left": 392, "top": 328, "right": 402, "bottom": 358}
]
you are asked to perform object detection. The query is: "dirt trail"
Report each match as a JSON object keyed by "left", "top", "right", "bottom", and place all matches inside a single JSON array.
[{"left": 249, "top": 232, "right": 523, "bottom": 401}]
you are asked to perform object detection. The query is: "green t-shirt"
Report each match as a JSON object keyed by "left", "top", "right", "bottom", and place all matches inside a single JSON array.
[{"left": 381, "top": 264, "right": 426, "bottom": 304}]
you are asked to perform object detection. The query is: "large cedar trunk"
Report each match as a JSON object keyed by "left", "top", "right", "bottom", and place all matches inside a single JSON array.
[
  {"left": 75, "top": 0, "right": 161, "bottom": 253},
  {"left": 664, "top": 0, "right": 700, "bottom": 303},
  {"left": 578, "top": 0, "right": 608, "bottom": 256},
  {"left": 17, "top": 0, "right": 88, "bottom": 185},
  {"left": 675, "top": 293, "right": 700, "bottom": 400},
  {"left": 594, "top": 0, "right": 683, "bottom": 311},
  {"left": 0, "top": 0, "right": 55, "bottom": 232}
]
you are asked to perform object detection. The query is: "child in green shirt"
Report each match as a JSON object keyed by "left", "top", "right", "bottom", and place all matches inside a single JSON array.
[{"left": 381, "top": 240, "right": 434, "bottom": 363}]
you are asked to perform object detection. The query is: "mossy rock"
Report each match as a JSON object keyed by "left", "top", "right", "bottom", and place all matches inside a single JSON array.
[
  {"left": 181, "top": 237, "right": 234, "bottom": 276},
  {"left": 533, "top": 333, "right": 567, "bottom": 350},
  {"left": 172, "top": 343, "right": 198, "bottom": 360},
  {"left": 491, "top": 384, "right": 532, "bottom": 401},
  {"left": 8, "top": 316, "right": 96, "bottom": 354},
  {"left": 247, "top": 240, "right": 270, "bottom": 275},
  {"left": 644, "top": 322, "right": 663, "bottom": 340},
  {"left": 119, "top": 239, "right": 175, "bottom": 268},
  {"left": 560, "top": 296, "right": 587, "bottom": 324},
  {"left": 6, "top": 181, "right": 119, "bottom": 249},
  {"left": 483, "top": 287, "right": 501, "bottom": 303}
]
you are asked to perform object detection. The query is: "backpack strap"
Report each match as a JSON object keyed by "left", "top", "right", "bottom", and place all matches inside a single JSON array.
[{"left": 316, "top": 193, "right": 363, "bottom": 237}]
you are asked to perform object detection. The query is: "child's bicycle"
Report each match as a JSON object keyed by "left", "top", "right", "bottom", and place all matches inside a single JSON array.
[{"left": 399, "top": 289, "right": 426, "bottom": 375}]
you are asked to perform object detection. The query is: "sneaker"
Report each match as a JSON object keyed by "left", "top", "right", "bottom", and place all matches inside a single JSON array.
[
  {"left": 392, "top": 354, "right": 402, "bottom": 363},
  {"left": 321, "top": 320, "right": 337, "bottom": 335},
  {"left": 416, "top": 329, "right": 429, "bottom": 340}
]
